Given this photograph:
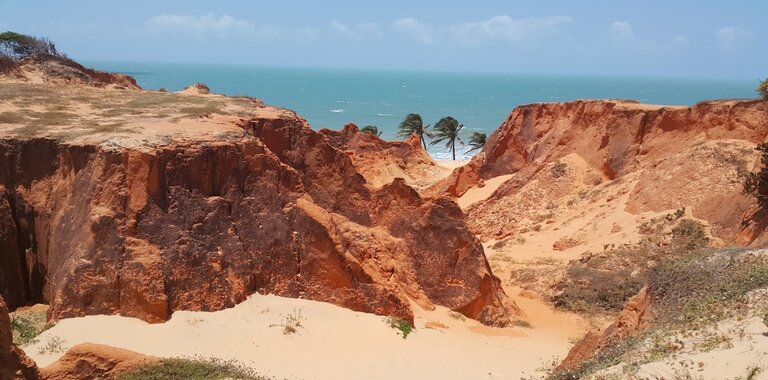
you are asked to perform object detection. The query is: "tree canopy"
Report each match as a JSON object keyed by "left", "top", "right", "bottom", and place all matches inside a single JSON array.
[
  {"left": 430, "top": 116, "right": 464, "bottom": 160},
  {"left": 360, "top": 125, "right": 383, "bottom": 137},
  {"left": 758, "top": 78, "right": 768, "bottom": 100},
  {"left": 0, "top": 31, "right": 58, "bottom": 60},
  {"left": 398, "top": 113, "right": 432, "bottom": 150},
  {"left": 467, "top": 132, "right": 486, "bottom": 153}
]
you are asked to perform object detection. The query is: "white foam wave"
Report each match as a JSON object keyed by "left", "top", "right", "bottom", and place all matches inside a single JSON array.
[{"left": 329, "top": 109, "right": 344, "bottom": 113}]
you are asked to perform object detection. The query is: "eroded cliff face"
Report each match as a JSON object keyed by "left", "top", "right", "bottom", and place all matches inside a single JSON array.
[
  {"left": 430, "top": 99, "right": 768, "bottom": 243},
  {"left": 320, "top": 123, "right": 443, "bottom": 189},
  {"left": 0, "top": 87, "right": 514, "bottom": 327}
]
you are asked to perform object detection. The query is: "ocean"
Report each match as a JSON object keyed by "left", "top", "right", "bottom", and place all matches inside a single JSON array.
[{"left": 85, "top": 61, "right": 758, "bottom": 159}]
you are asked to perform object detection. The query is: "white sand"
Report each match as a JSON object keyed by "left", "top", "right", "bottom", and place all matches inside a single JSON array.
[
  {"left": 457, "top": 174, "right": 514, "bottom": 209},
  {"left": 435, "top": 159, "right": 470, "bottom": 171},
  {"left": 26, "top": 291, "right": 583, "bottom": 380}
]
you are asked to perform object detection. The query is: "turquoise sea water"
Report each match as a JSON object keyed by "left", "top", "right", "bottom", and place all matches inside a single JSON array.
[{"left": 86, "top": 61, "right": 757, "bottom": 159}]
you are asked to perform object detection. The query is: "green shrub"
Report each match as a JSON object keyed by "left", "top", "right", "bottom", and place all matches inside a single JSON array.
[
  {"left": 386, "top": 317, "right": 413, "bottom": 339},
  {"left": 671, "top": 219, "right": 710, "bottom": 250},
  {"left": 118, "top": 357, "right": 272, "bottom": 380},
  {"left": 758, "top": 78, "right": 768, "bottom": 100},
  {"left": 10, "top": 317, "right": 39, "bottom": 345}
]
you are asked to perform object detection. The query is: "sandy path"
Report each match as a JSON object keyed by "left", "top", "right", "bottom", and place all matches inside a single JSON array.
[{"left": 26, "top": 291, "right": 582, "bottom": 380}]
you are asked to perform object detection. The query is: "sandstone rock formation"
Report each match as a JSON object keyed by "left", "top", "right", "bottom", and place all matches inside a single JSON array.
[
  {"left": 320, "top": 123, "right": 443, "bottom": 189},
  {"left": 0, "top": 295, "right": 39, "bottom": 379},
  {"left": 431, "top": 99, "right": 768, "bottom": 243},
  {"left": 178, "top": 82, "right": 211, "bottom": 95},
  {"left": 558, "top": 286, "right": 652, "bottom": 370},
  {"left": 1, "top": 54, "right": 139, "bottom": 90},
  {"left": 40, "top": 343, "right": 156, "bottom": 380},
  {"left": 0, "top": 82, "right": 514, "bottom": 326}
]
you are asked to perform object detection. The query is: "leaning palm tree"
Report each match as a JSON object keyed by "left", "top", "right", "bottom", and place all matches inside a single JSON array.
[
  {"left": 466, "top": 132, "right": 486, "bottom": 153},
  {"left": 430, "top": 116, "right": 464, "bottom": 160},
  {"left": 360, "top": 125, "right": 383, "bottom": 137},
  {"left": 398, "top": 113, "right": 432, "bottom": 150}
]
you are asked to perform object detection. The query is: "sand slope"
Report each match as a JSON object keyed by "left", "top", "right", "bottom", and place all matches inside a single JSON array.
[{"left": 26, "top": 291, "right": 584, "bottom": 380}]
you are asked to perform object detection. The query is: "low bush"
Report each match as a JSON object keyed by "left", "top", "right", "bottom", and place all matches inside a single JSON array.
[
  {"left": 118, "top": 357, "right": 272, "bottom": 380},
  {"left": 758, "top": 78, "right": 768, "bottom": 100},
  {"left": 0, "top": 31, "right": 57, "bottom": 60},
  {"left": 386, "top": 317, "right": 413, "bottom": 339},
  {"left": 554, "top": 212, "right": 710, "bottom": 314},
  {"left": 648, "top": 249, "right": 768, "bottom": 326}
]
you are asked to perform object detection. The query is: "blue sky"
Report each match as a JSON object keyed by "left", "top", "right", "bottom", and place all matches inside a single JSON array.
[{"left": 0, "top": 0, "right": 765, "bottom": 79}]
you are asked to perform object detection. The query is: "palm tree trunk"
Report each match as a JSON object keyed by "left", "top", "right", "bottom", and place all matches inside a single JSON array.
[
  {"left": 421, "top": 134, "right": 427, "bottom": 150},
  {"left": 451, "top": 139, "right": 455, "bottom": 160}
]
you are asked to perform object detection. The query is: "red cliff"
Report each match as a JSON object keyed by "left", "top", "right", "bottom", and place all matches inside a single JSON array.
[
  {"left": 430, "top": 99, "right": 768, "bottom": 243},
  {"left": 0, "top": 84, "right": 515, "bottom": 327}
]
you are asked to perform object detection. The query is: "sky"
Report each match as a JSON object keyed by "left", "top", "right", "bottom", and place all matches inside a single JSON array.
[{"left": 0, "top": 0, "right": 765, "bottom": 79}]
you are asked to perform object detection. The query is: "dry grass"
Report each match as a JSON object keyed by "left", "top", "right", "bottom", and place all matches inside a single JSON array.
[
  {"left": 553, "top": 210, "right": 709, "bottom": 315},
  {"left": 0, "top": 82, "right": 260, "bottom": 140}
]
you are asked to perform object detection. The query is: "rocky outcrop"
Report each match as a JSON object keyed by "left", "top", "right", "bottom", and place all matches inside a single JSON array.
[
  {"left": 178, "top": 82, "right": 211, "bottom": 95},
  {"left": 558, "top": 286, "right": 653, "bottom": 370},
  {"left": 3, "top": 54, "right": 139, "bottom": 90},
  {"left": 40, "top": 343, "right": 155, "bottom": 380},
  {"left": 431, "top": 99, "right": 768, "bottom": 242},
  {"left": 0, "top": 93, "right": 514, "bottom": 326},
  {"left": 320, "top": 123, "right": 442, "bottom": 189},
  {"left": 0, "top": 296, "right": 40, "bottom": 380}
]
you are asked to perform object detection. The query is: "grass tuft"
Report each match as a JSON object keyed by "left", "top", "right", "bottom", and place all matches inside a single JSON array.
[
  {"left": 118, "top": 357, "right": 275, "bottom": 380},
  {"left": 386, "top": 317, "right": 414, "bottom": 339}
]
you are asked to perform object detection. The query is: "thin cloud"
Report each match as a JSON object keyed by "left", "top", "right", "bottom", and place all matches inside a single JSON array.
[
  {"left": 608, "top": 21, "right": 686, "bottom": 52},
  {"left": 330, "top": 20, "right": 383, "bottom": 38},
  {"left": 146, "top": 14, "right": 320, "bottom": 42},
  {"left": 330, "top": 20, "right": 354, "bottom": 36},
  {"left": 392, "top": 18, "right": 433, "bottom": 44},
  {"left": 666, "top": 35, "right": 688, "bottom": 48},
  {"left": 714, "top": 26, "right": 750, "bottom": 49},
  {"left": 357, "top": 22, "right": 383, "bottom": 37},
  {"left": 609, "top": 21, "right": 635, "bottom": 43},
  {"left": 449, "top": 15, "right": 573, "bottom": 45},
  {"left": 147, "top": 14, "right": 255, "bottom": 34}
]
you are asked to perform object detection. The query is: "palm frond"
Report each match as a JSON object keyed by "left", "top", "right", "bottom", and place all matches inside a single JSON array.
[
  {"left": 398, "top": 113, "right": 422, "bottom": 137},
  {"left": 467, "top": 132, "right": 486, "bottom": 152},
  {"left": 360, "top": 125, "right": 383, "bottom": 137}
]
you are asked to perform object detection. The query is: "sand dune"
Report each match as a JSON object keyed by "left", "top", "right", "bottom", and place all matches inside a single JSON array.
[{"left": 25, "top": 291, "right": 584, "bottom": 380}]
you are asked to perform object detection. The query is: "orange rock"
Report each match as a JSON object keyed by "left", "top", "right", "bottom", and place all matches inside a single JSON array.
[
  {"left": 425, "top": 321, "right": 449, "bottom": 330},
  {"left": 559, "top": 286, "right": 652, "bottom": 369},
  {"left": 0, "top": 96, "right": 516, "bottom": 327},
  {"left": 430, "top": 99, "right": 768, "bottom": 244},
  {"left": 320, "top": 123, "right": 440, "bottom": 189},
  {"left": 7, "top": 54, "right": 140, "bottom": 89},
  {"left": 40, "top": 343, "right": 156, "bottom": 380}
]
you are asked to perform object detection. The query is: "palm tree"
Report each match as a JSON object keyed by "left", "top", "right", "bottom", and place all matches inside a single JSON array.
[
  {"left": 467, "top": 132, "right": 486, "bottom": 153},
  {"left": 360, "top": 125, "right": 383, "bottom": 137},
  {"left": 430, "top": 116, "right": 464, "bottom": 160},
  {"left": 398, "top": 113, "right": 432, "bottom": 150}
]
